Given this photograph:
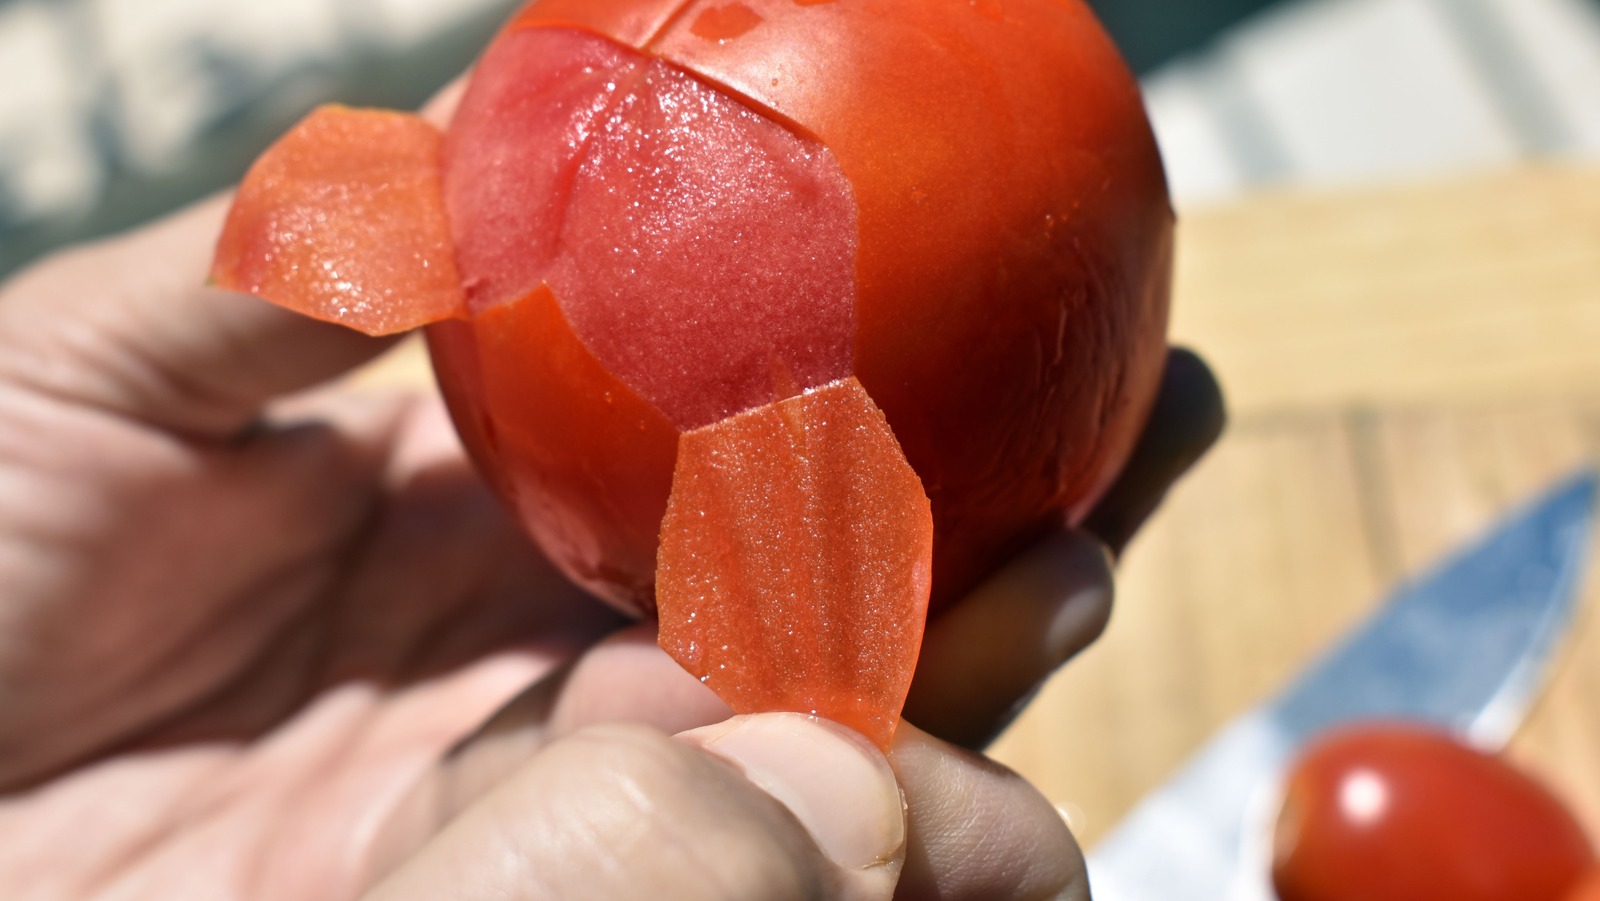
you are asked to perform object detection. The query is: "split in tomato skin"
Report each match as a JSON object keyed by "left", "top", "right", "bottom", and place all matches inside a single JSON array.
[
  {"left": 212, "top": 106, "right": 465, "bottom": 335},
  {"left": 1272, "top": 722, "right": 1596, "bottom": 901},
  {"left": 655, "top": 377, "right": 934, "bottom": 750}
]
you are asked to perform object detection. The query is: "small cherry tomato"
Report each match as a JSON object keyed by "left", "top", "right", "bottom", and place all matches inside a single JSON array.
[{"left": 1272, "top": 722, "right": 1595, "bottom": 901}]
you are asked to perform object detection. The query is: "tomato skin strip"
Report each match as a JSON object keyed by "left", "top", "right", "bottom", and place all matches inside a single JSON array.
[
  {"left": 656, "top": 376, "right": 933, "bottom": 750},
  {"left": 212, "top": 105, "right": 466, "bottom": 336}
]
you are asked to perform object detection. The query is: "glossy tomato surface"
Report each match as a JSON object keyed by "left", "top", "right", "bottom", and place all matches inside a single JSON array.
[
  {"left": 426, "top": 0, "right": 1172, "bottom": 613},
  {"left": 1272, "top": 723, "right": 1595, "bottom": 901}
]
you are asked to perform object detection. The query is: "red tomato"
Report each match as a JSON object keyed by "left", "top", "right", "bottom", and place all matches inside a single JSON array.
[
  {"left": 1272, "top": 723, "right": 1596, "bottom": 901},
  {"left": 215, "top": 0, "right": 1171, "bottom": 617}
]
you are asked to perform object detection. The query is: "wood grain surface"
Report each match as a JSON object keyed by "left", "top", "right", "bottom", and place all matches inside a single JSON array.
[
  {"left": 990, "top": 163, "right": 1600, "bottom": 848},
  {"left": 348, "top": 163, "right": 1600, "bottom": 850}
]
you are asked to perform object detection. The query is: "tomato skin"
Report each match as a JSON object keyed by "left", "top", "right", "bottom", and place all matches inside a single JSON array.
[
  {"left": 655, "top": 377, "right": 934, "bottom": 748},
  {"left": 1272, "top": 723, "right": 1595, "bottom": 901},
  {"left": 431, "top": 0, "right": 1172, "bottom": 613}
]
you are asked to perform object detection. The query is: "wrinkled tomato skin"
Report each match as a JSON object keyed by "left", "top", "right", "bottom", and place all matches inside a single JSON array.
[
  {"left": 1272, "top": 723, "right": 1596, "bottom": 901},
  {"left": 435, "top": 0, "right": 1172, "bottom": 613}
]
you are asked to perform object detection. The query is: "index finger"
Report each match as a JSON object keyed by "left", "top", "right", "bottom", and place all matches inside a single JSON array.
[{"left": 0, "top": 196, "right": 400, "bottom": 439}]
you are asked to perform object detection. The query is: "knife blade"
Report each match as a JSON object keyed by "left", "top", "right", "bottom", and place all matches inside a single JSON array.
[{"left": 1085, "top": 469, "right": 1599, "bottom": 901}]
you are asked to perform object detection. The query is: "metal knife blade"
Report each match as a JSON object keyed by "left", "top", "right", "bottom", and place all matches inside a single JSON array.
[{"left": 1086, "top": 469, "right": 1599, "bottom": 901}]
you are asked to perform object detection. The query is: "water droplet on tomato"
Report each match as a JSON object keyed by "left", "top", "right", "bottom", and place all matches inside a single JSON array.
[{"left": 690, "top": 3, "right": 764, "bottom": 42}]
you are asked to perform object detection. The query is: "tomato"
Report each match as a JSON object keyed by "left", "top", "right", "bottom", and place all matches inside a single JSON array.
[
  {"left": 655, "top": 377, "right": 933, "bottom": 749},
  {"left": 216, "top": 0, "right": 1170, "bottom": 616},
  {"left": 213, "top": 0, "right": 1169, "bottom": 740},
  {"left": 1272, "top": 723, "right": 1596, "bottom": 901}
]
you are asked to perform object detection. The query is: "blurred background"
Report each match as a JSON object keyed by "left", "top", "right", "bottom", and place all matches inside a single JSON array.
[
  {"left": 5, "top": 0, "right": 1599, "bottom": 275},
  {"left": 3, "top": 0, "right": 1599, "bottom": 857}
]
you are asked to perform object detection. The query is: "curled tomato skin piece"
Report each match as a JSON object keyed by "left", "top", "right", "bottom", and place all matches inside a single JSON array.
[
  {"left": 656, "top": 377, "right": 933, "bottom": 749},
  {"left": 443, "top": 26, "right": 858, "bottom": 432},
  {"left": 1272, "top": 723, "right": 1596, "bottom": 901},
  {"left": 212, "top": 106, "right": 465, "bottom": 335}
]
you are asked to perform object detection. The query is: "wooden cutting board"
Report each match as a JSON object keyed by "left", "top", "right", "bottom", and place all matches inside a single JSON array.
[
  {"left": 990, "top": 162, "right": 1600, "bottom": 847},
  {"left": 351, "top": 162, "right": 1600, "bottom": 846}
]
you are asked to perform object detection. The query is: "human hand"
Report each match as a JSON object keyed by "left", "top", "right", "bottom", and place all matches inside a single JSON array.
[{"left": 0, "top": 190, "right": 1220, "bottom": 899}]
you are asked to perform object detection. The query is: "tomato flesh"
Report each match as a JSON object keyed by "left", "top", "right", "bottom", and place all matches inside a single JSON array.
[
  {"left": 1273, "top": 723, "right": 1596, "bottom": 901},
  {"left": 656, "top": 377, "right": 933, "bottom": 749},
  {"left": 443, "top": 26, "right": 856, "bottom": 430},
  {"left": 496, "top": 0, "right": 1173, "bottom": 608}
]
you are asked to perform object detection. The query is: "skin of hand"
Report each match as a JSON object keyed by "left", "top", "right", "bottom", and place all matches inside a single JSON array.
[{"left": 0, "top": 187, "right": 1221, "bottom": 898}]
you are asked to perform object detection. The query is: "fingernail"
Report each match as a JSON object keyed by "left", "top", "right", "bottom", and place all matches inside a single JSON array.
[{"left": 682, "top": 713, "right": 906, "bottom": 870}]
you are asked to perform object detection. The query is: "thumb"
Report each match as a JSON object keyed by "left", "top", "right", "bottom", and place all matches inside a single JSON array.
[
  {"left": 0, "top": 195, "right": 398, "bottom": 439},
  {"left": 682, "top": 714, "right": 908, "bottom": 896},
  {"left": 363, "top": 714, "right": 906, "bottom": 901}
]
